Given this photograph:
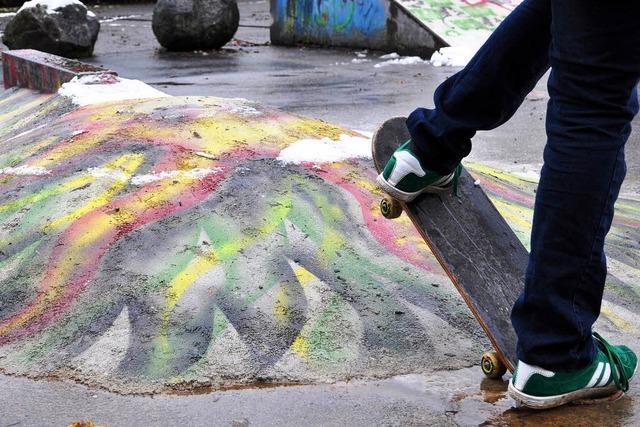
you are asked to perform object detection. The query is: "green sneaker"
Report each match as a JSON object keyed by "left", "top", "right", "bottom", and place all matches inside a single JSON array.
[
  {"left": 376, "top": 140, "right": 461, "bottom": 202},
  {"left": 508, "top": 333, "right": 637, "bottom": 409}
]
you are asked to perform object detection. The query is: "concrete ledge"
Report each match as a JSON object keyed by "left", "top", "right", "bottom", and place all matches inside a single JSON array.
[
  {"left": 270, "top": 0, "right": 447, "bottom": 57},
  {"left": 2, "top": 49, "right": 116, "bottom": 93}
]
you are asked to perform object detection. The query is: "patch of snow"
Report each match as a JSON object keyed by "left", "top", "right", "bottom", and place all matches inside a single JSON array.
[
  {"left": 0, "top": 165, "right": 50, "bottom": 176},
  {"left": 374, "top": 56, "right": 427, "bottom": 68},
  {"left": 99, "top": 14, "right": 141, "bottom": 23},
  {"left": 131, "top": 168, "right": 222, "bottom": 186},
  {"left": 19, "top": 0, "right": 86, "bottom": 13},
  {"left": 355, "top": 50, "right": 368, "bottom": 58},
  {"left": 58, "top": 74, "right": 169, "bottom": 106},
  {"left": 351, "top": 58, "right": 370, "bottom": 64},
  {"left": 277, "top": 134, "right": 371, "bottom": 165},
  {"left": 0, "top": 12, "right": 16, "bottom": 17},
  {"left": 429, "top": 46, "right": 478, "bottom": 67},
  {"left": 87, "top": 167, "right": 129, "bottom": 181},
  {"left": 429, "top": 33, "right": 488, "bottom": 67},
  {"left": 220, "top": 103, "right": 261, "bottom": 117},
  {"left": 380, "top": 52, "right": 400, "bottom": 60}
]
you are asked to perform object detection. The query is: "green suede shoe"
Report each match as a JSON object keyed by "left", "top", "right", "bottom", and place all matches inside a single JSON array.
[
  {"left": 376, "top": 140, "right": 461, "bottom": 202},
  {"left": 508, "top": 333, "right": 637, "bottom": 409}
]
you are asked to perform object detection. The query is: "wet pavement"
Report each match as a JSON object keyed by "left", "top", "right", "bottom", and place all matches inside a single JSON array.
[{"left": 2, "top": 366, "right": 639, "bottom": 426}]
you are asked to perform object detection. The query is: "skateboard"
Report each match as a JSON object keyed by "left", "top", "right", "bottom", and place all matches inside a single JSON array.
[{"left": 372, "top": 117, "right": 528, "bottom": 379}]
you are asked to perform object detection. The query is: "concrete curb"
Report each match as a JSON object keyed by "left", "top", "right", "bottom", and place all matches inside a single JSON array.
[{"left": 2, "top": 49, "right": 116, "bottom": 93}]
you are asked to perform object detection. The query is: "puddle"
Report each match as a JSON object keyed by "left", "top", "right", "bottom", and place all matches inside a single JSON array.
[{"left": 376, "top": 367, "right": 639, "bottom": 426}]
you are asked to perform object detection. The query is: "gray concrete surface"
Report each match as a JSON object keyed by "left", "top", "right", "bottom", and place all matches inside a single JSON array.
[{"left": 3, "top": 367, "right": 639, "bottom": 427}]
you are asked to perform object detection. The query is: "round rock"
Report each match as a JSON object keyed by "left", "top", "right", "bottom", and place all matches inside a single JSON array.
[
  {"left": 2, "top": 0, "right": 100, "bottom": 58},
  {"left": 152, "top": 0, "right": 240, "bottom": 51}
]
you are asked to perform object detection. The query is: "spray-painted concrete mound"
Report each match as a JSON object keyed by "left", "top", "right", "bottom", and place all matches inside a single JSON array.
[{"left": 0, "top": 93, "right": 485, "bottom": 394}]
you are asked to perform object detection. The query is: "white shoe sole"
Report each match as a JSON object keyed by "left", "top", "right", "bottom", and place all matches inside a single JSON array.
[
  {"left": 508, "top": 381, "right": 620, "bottom": 410},
  {"left": 376, "top": 174, "right": 451, "bottom": 203}
]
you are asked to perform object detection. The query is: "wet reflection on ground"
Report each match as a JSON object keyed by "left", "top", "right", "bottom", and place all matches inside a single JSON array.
[{"left": 383, "top": 366, "right": 638, "bottom": 426}]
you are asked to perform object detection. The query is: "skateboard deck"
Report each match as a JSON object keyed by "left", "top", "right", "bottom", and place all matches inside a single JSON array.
[{"left": 372, "top": 117, "right": 528, "bottom": 375}]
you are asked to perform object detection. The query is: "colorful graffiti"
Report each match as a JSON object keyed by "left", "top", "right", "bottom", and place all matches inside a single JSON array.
[
  {"left": 0, "top": 92, "right": 483, "bottom": 393},
  {"left": 274, "top": 0, "right": 386, "bottom": 40},
  {"left": 400, "top": 0, "right": 522, "bottom": 45},
  {"left": 0, "top": 90, "right": 638, "bottom": 394}
]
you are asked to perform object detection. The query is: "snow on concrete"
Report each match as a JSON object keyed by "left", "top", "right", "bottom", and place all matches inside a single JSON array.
[
  {"left": 87, "top": 167, "right": 129, "bottom": 181},
  {"left": 277, "top": 134, "right": 371, "bottom": 165},
  {"left": 379, "top": 52, "right": 400, "bottom": 60},
  {"left": 374, "top": 54, "right": 428, "bottom": 68},
  {"left": 99, "top": 14, "right": 142, "bottom": 23},
  {"left": 0, "top": 165, "right": 50, "bottom": 175},
  {"left": 428, "top": 32, "right": 489, "bottom": 67},
  {"left": 19, "top": 0, "right": 86, "bottom": 13},
  {"left": 130, "top": 168, "right": 223, "bottom": 186},
  {"left": 58, "top": 74, "right": 169, "bottom": 106}
]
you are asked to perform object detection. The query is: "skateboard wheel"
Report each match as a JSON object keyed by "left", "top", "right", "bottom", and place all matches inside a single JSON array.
[
  {"left": 481, "top": 351, "right": 507, "bottom": 379},
  {"left": 380, "top": 197, "right": 402, "bottom": 219}
]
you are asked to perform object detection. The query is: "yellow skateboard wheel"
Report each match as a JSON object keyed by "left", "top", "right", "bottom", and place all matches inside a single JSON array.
[
  {"left": 380, "top": 196, "right": 402, "bottom": 219},
  {"left": 481, "top": 351, "right": 507, "bottom": 379}
]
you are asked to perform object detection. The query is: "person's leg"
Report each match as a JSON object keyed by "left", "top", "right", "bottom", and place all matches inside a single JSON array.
[
  {"left": 407, "top": 0, "right": 551, "bottom": 175},
  {"left": 376, "top": 0, "right": 551, "bottom": 202},
  {"left": 511, "top": 0, "right": 640, "bottom": 372}
]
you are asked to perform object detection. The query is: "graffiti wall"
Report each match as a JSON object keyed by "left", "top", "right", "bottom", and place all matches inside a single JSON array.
[
  {"left": 275, "top": 0, "right": 386, "bottom": 39},
  {"left": 0, "top": 91, "right": 638, "bottom": 394},
  {"left": 270, "top": 0, "right": 446, "bottom": 56},
  {"left": 398, "top": 0, "right": 523, "bottom": 46}
]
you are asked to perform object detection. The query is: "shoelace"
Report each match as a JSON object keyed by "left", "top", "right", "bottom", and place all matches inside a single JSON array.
[
  {"left": 452, "top": 164, "right": 462, "bottom": 198},
  {"left": 593, "top": 332, "right": 630, "bottom": 392}
]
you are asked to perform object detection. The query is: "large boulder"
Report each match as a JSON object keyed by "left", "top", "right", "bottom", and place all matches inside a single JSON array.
[
  {"left": 152, "top": 0, "right": 239, "bottom": 51},
  {"left": 3, "top": 0, "right": 99, "bottom": 58}
]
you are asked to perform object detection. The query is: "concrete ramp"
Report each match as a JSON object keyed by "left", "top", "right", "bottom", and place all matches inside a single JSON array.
[
  {"left": 397, "top": 0, "right": 521, "bottom": 47},
  {"left": 270, "top": 0, "right": 448, "bottom": 57},
  {"left": 270, "top": 0, "right": 522, "bottom": 56},
  {"left": 0, "top": 94, "right": 486, "bottom": 394}
]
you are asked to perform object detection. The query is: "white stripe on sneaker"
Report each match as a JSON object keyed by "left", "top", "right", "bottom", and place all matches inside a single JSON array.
[
  {"left": 586, "top": 362, "right": 604, "bottom": 388},
  {"left": 387, "top": 151, "right": 425, "bottom": 186},
  {"left": 596, "top": 364, "right": 611, "bottom": 387},
  {"left": 513, "top": 361, "right": 555, "bottom": 391}
]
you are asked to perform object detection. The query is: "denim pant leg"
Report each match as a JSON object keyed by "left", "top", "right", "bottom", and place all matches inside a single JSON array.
[
  {"left": 406, "top": 0, "right": 551, "bottom": 175},
  {"left": 511, "top": 0, "right": 640, "bottom": 371}
]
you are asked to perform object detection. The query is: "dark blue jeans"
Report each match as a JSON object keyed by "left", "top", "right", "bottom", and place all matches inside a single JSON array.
[{"left": 407, "top": 0, "right": 640, "bottom": 371}]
